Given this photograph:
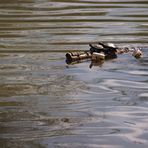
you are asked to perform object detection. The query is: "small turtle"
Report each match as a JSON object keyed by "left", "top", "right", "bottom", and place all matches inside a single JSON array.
[{"left": 89, "top": 42, "right": 117, "bottom": 59}]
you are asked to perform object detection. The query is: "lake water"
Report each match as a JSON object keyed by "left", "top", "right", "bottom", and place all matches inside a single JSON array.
[{"left": 0, "top": 0, "right": 148, "bottom": 148}]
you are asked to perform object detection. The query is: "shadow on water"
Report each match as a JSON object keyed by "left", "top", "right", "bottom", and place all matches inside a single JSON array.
[{"left": 0, "top": 0, "right": 148, "bottom": 148}]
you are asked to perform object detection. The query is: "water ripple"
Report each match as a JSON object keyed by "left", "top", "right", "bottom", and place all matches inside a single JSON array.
[{"left": 0, "top": 0, "right": 148, "bottom": 148}]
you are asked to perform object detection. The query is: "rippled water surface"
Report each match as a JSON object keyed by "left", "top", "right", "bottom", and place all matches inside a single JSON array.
[{"left": 0, "top": 0, "right": 148, "bottom": 148}]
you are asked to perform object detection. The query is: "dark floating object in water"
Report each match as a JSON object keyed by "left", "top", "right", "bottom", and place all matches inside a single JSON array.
[
  {"left": 65, "top": 51, "right": 91, "bottom": 64},
  {"left": 65, "top": 42, "right": 143, "bottom": 66},
  {"left": 89, "top": 42, "right": 117, "bottom": 54},
  {"left": 89, "top": 42, "right": 117, "bottom": 59}
]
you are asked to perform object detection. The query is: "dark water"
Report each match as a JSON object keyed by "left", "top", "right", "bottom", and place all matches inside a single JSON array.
[{"left": 0, "top": 0, "right": 148, "bottom": 147}]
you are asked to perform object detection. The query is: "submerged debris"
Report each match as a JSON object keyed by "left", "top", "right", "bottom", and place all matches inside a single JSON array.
[
  {"left": 65, "top": 42, "right": 143, "bottom": 67},
  {"left": 65, "top": 51, "right": 91, "bottom": 64}
]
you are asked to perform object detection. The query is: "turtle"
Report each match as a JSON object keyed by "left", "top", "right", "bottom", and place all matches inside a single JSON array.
[{"left": 89, "top": 42, "right": 118, "bottom": 59}]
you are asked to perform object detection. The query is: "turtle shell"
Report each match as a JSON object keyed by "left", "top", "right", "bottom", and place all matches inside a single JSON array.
[{"left": 89, "top": 42, "right": 117, "bottom": 54}]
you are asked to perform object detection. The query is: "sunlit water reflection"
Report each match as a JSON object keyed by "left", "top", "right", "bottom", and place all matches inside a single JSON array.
[{"left": 0, "top": 0, "right": 148, "bottom": 148}]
